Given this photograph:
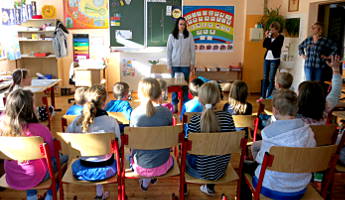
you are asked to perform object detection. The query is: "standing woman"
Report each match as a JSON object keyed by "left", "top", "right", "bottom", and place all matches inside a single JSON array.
[
  {"left": 261, "top": 22, "right": 284, "bottom": 99},
  {"left": 298, "top": 22, "right": 338, "bottom": 81},
  {"left": 167, "top": 17, "right": 195, "bottom": 112}
]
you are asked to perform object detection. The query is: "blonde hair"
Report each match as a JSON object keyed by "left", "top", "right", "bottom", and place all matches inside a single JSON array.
[
  {"left": 74, "top": 86, "right": 88, "bottom": 105},
  {"left": 138, "top": 78, "right": 162, "bottom": 117},
  {"left": 198, "top": 82, "right": 221, "bottom": 132},
  {"left": 228, "top": 80, "right": 249, "bottom": 114},
  {"left": 77, "top": 85, "right": 107, "bottom": 132},
  {"left": 0, "top": 89, "right": 39, "bottom": 136},
  {"left": 113, "top": 82, "right": 129, "bottom": 100}
]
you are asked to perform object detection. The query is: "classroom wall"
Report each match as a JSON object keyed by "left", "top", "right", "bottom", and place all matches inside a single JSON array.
[{"left": 267, "top": 0, "right": 344, "bottom": 91}]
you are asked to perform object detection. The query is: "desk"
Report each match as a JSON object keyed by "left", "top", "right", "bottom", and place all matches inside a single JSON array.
[
  {"left": 163, "top": 78, "right": 188, "bottom": 112},
  {"left": 28, "top": 79, "right": 61, "bottom": 108}
]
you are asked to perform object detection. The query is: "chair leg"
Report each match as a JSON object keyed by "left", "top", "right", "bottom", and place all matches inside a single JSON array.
[{"left": 59, "top": 182, "right": 64, "bottom": 200}]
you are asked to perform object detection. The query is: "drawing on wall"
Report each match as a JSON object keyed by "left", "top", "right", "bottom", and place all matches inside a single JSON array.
[
  {"left": 183, "top": 6, "right": 235, "bottom": 52},
  {"left": 64, "top": 0, "right": 109, "bottom": 29},
  {"left": 122, "top": 58, "right": 136, "bottom": 77}
]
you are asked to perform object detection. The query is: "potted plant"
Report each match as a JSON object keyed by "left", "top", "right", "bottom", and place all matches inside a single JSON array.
[
  {"left": 285, "top": 18, "right": 300, "bottom": 37},
  {"left": 259, "top": 7, "right": 286, "bottom": 32}
]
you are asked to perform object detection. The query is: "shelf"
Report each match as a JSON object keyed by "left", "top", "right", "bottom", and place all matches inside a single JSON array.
[
  {"left": 18, "top": 30, "right": 55, "bottom": 33},
  {"left": 19, "top": 39, "right": 53, "bottom": 42},
  {"left": 21, "top": 55, "right": 57, "bottom": 59}
]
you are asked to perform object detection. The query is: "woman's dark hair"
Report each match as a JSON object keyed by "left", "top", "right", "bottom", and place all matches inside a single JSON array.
[
  {"left": 297, "top": 81, "right": 326, "bottom": 120},
  {"left": 172, "top": 17, "right": 189, "bottom": 39},
  {"left": 9, "top": 69, "right": 29, "bottom": 92}
]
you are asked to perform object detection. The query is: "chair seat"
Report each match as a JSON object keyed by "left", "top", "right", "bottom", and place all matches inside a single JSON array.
[
  {"left": 0, "top": 174, "right": 52, "bottom": 190},
  {"left": 62, "top": 158, "right": 118, "bottom": 185},
  {"left": 244, "top": 173, "right": 322, "bottom": 200},
  {"left": 125, "top": 155, "right": 180, "bottom": 179},
  {"left": 336, "top": 163, "right": 345, "bottom": 172},
  {"left": 185, "top": 164, "right": 239, "bottom": 184}
]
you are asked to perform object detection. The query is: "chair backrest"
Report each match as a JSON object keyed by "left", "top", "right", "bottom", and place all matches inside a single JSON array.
[
  {"left": 62, "top": 115, "right": 78, "bottom": 126},
  {"left": 215, "top": 100, "right": 228, "bottom": 111},
  {"left": 57, "top": 132, "right": 115, "bottom": 157},
  {"left": 268, "top": 145, "right": 337, "bottom": 173},
  {"left": 188, "top": 131, "right": 245, "bottom": 156},
  {"left": 0, "top": 136, "right": 45, "bottom": 161},
  {"left": 108, "top": 112, "right": 129, "bottom": 124},
  {"left": 124, "top": 125, "right": 183, "bottom": 150},
  {"left": 151, "top": 64, "right": 169, "bottom": 74},
  {"left": 183, "top": 112, "right": 201, "bottom": 123},
  {"left": 232, "top": 115, "right": 255, "bottom": 129},
  {"left": 310, "top": 124, "right": 338, "bottom": 146},
  {"left": 257, "top": 99, "right": 272, "bottom": 115}
]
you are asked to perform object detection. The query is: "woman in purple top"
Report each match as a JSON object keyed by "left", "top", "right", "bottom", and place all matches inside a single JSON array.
[{"left": 0, "top": 89, "right": 55, "bottom": 200}]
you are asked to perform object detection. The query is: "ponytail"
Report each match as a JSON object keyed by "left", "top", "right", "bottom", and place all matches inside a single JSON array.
[
  {"left": 146, "top": 100, "right": 156, "bottom": 117},
  {"left": 78, "top": 101, "right": 97, "bottom": 132},
  {"left": 200, "top": 105, "right": 220, "bottom": 133}
]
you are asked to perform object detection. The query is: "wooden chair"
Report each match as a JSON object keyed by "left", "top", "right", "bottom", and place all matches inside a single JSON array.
[
  {"left": 120, "top": 125, "right": 184, "bottom": 200},
  {"left": 232, "top": 115, "right": 260, "bottom": 143},
  {"left": 35, "top": 92, "right": 52, "bottom": 130},
  {"left": 56, "top": 133, "right": 121, "bottom": 200},
  {"left": 256, "top": 99, "right": 272, "bottom": 116},
  {"left": 310, "top": 125, "right": 338, "bottom": 146},
  {"left": 108, "top": 112, "right": 130, "bottom": 125},
  {"left": 182, "top": 131, "right": 247, "bottom": 200},
  {"left": 182, "top": 112, "right": 200, "bottom": 124},
  {"left": 61, "top": 115, "right": 78, "bottom": 132},
  {"left": 244, "top": 145, "right": 338, "bottom": 200},
  {"left": 215, "top": 100, "right": 228, "bottom": 111},
  {"left": 0, "top": 136, "right": 61, "bottom": 200}
]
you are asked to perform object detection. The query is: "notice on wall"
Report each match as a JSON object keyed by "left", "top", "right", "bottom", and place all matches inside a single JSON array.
[
  {"left": 64, "top": 0, "right": 109, "bottom": 29},
  {"left": 183, "top": 6, "right": 235, "bottom": 52}
]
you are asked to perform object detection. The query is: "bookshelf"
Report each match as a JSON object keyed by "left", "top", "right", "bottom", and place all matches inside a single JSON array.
[{"left": 17, "top": 19, "right": 63, "bottom": 89}]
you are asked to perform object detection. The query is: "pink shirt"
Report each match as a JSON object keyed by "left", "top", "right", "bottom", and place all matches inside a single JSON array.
[
  {"left": 3, "top": 123, "right": 54, "bottom": 190},
  {"left": 161, "top": 103, "right": 174, "bottom": 113}
]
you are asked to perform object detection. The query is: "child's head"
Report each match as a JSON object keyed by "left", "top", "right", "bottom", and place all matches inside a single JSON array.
[
  {"left": 0, "top": 89, "right": 38, "bottom": 136},
  {"left": 297, "top": 81, "right": 326, "bottom": 121},
  {"left": 74, "top": 86, "right": 88, "bottom": 105},
  {"left": 138, "top": 78, "right": 162, "bottom": 117},
  {"left": 9, "top": 69, "right": 31, "bottom": 92},
  {"left": 272, "top": 89, "right": 298, "bottom": 119},
  {"left": 275, "top": 72, "right": 293, "bottom": 89},
  {"left": 112, "top": 82, "right": 129, "bottom": 100},
  {"left": 198, "top": 82, "right": 221, "bottom": 132},
  {"left": 78, "top": 85, "right": 107, "bottom": 132},
  {"left": 228, "top": 80, "right": 249, "bottom": 114},
  {"left": 189, "top": 78, "right": 204, "bottom": 97},
  {"left": 158, "top": 79, "right": 168, "bottom": 100}
]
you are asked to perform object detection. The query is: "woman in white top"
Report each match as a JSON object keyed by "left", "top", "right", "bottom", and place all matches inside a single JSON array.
[
  {"left": 167, "top": 17, "right": 195, "bottom": 112},
  {"left": 261, "top": 22, "right": 284, "bottom": 99}
]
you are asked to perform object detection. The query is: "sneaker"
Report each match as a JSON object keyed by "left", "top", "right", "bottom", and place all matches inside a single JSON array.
[
  {"left": 150, "top": 178, "right": 158, "bottom": 185},
  {"left": 139, "top": 179, "right": 148, "bottom": 192},
  {"left": 199, "top": 185, "right": 216, "bottom": 196},
  {"left": 94, "top": 191, "right": 109, "bottom": 200}
]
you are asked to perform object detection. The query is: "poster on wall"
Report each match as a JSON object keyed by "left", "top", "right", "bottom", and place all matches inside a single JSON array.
[
  {"left": 64, "top": 0, "right": 109, "bottom": 29},
  {"left": 183, "top": 6, "right": 235, "bottom": 52},
  {"left": 121, "top": 58, "right": 136, "bottom": 77}
]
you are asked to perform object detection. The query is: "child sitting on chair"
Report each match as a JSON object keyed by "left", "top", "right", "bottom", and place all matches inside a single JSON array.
[
  {"left": 250, "top": 89, "right": 316, "bottom": 199},
  {"left": 157, "top": 79, "right": 174, "bottom": 112},
  {"left": 180, "top": 78, "right": 204, "bottom": 119},
  {"left": 65, "top": 86, "right": 88, "bottom": 115},
  {"left": 67, "top": 85, "right": 121, "bottom": 200},
  {"left": 105, "top": 82, "right": 132, "bottom": 120}
]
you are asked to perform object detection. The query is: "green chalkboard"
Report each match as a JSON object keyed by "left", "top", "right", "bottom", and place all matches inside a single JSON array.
[
  {"left": 109, "top": 0, "right": 145, "bottom": 47},
  {"left": 109, "top": 0, "right": 182, "bottom": 47},
  {"left": 147, "top": 0, "right": 182, "bottom": 47}
]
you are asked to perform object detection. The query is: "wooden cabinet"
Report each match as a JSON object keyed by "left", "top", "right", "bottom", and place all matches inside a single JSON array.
[{"left": 17, "top": 19, "right": 63, "bottom": 88}]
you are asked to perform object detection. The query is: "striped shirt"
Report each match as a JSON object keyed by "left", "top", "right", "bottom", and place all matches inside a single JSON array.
[
  {"left": 186, "top": 111, "right": 236, "bottom": 180},
  {"left": 298, "top": 36, "right": 338, "bottom": 69}
]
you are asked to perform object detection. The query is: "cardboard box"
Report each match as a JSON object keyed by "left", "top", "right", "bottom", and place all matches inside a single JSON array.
[{"left": 74, "top": 68, "right": 101, "bottom": 87}]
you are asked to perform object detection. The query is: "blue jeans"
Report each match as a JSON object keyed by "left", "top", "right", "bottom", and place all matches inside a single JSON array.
[
  {"left": 26, "top": 154, "right": 68, "bottom": 200},
  {"left": 171, "top": 66, "right": 190, "bottom": 105},
  {"left": 261, "top": 60, "right": 280, "bottom": 98},
  {"left": 305, "top": 67, "right": 323, "bottom": 81}
]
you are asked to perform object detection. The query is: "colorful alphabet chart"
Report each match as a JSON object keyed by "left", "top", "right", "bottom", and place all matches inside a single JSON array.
[
  {"left": 64, "top": 0, "right": 109, "bottom": 29},
  {"left": 183, "top": 6, "right": 235, "bottom": 52}
]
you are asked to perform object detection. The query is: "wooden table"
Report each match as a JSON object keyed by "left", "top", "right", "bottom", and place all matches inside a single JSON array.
[
  {"left": 29, "top": 79, "right": 61, "bottom": 108},
  {"left": 162, "top": 78, "right": 188, "bottom": 112}
]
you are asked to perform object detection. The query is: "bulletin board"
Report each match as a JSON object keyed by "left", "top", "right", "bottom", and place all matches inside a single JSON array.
[
  {"left": 183, "top": 6, "right": 235, "bottom": 52},
  {"left": 64, "top": 0, "right": 109, "bottom": 29}
]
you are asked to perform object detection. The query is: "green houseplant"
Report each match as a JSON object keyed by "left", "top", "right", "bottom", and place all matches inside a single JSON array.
[
  {"left": 285, "top": 18, "right": 300, "bottom": 37},
  {"left": 259, "top": 7, "right": 286, "bottom": 32}
]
